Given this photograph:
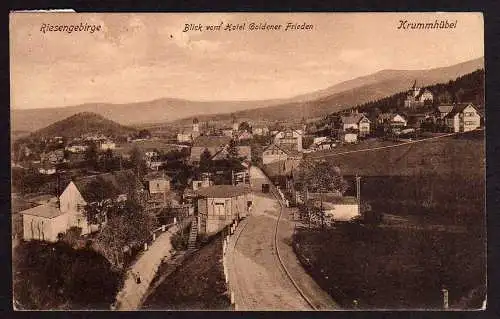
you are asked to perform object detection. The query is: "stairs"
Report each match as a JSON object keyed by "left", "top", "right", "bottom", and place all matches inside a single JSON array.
[{"left": 187, "top": 218, "right": 198, "bottom": 251}]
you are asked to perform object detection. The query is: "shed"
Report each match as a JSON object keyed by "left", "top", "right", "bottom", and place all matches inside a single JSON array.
[{"left": 196, "top": 185, "right": 252, "bottom": 235}]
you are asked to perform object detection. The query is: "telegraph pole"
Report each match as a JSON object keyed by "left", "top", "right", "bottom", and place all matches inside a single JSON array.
[{"left": 356, "top": 174, "right": 361, "bottom": 216}]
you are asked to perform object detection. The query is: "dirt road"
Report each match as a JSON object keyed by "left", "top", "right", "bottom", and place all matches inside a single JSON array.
[{"left": 226, "top": 166, "right": 338, "bottom": 310}]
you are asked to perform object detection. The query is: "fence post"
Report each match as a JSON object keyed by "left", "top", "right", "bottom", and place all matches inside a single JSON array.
[
  {"left": 174, "top": 217, "right": 177, "bottom": 225},
  {"left": 230, "top": 291, "right": 235, "bottom": 304},
  {"left": 162, "top": 224, "right": 166, "bottom": 232},
  {"left": 144, "top": 242, "right": 148, "bottom": 251},
  {"left": 152, "top": 233, "right": 156, "bottom": 241}
]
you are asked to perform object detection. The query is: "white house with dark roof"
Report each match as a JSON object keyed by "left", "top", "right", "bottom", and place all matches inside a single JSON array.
[
  {"left": 341, "top": 113, "right": 371, "bottom": 137},
  {"left": 189, "top": 135, "right": 232, "bottom": 163},
  {"left": 59, "top": 169, "right": 142, "bottom": 235},
  {"left": 262, "top": 143, "right": 303, "bottom": 165},
  {"left": 444, "top": 103, "right": 481, "bottom": 133},
  {"left": 21, "top": 203, "right": 69, "bottom": 242},
  {"left": 272, "top": 128, "right": 304, "bottom": 152}
]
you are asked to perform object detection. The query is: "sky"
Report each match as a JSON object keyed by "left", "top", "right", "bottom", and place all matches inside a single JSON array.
[{"left": 10, "top": 12, "right": 484, "bottom": 110}]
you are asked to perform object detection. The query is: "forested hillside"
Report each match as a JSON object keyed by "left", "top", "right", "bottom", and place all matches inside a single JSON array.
[{"left": 355, "top": 69, "right": 484, "bottom": 117}]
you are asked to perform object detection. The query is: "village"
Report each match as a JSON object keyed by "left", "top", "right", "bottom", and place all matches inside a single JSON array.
[{"left": 11, "top": 77, "right": 485, "bottom": 310}]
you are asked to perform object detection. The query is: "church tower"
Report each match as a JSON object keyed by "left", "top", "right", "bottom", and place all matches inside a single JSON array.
[
  {"left": 411, "top": 80, "right": 421, "bottom": 97},
  {"left": 192, "top": 118, "right": 199, "bottom": 133}
]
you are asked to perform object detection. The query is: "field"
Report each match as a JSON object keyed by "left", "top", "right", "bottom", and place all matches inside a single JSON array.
[
  {"left": 292, "top": 129, "right": 486, "bottom": 309},
  {"left": 310, "top": 130, "right": 485, "bottom": 226},
  {"left": 293, "top": 226, "right": 485, "bottom": 309},
  {"left": 307, "top": 130, "right": 485, "bottom": 177}
]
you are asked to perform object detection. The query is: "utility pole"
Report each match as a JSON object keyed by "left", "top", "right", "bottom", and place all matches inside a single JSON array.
[
  {"left": 163, "top": 171, "right": 166, "bottom": 207},
  {"left": 356, "top": 174, "right": 361, "bottom": 217},
  {"left": 442, "top": 288, "right": 449, "bottom": 310}
]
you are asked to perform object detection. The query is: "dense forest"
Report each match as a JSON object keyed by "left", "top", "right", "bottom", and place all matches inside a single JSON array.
[{"left": 356, "top": 69, "right": 484, "bottom": 116}]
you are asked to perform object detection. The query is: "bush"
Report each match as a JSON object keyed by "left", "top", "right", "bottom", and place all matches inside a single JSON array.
[
  {"left": 13, "top": 241, "right": 122, "bottom": 310},
  {"left": 60, "top": 227, "right": 82, "bottom": 247},
  {"left": 170, "top": 222, "right": 191, "bottom": 251}
]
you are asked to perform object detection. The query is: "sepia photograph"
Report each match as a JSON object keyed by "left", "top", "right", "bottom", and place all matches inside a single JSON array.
[{"left": 10, "top": 12, "right": 485, "bottom": 311}]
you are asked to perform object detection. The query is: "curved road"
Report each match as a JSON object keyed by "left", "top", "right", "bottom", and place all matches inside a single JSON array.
[{"left": 227, "top": 166, "right": 338, "bottom": 310}]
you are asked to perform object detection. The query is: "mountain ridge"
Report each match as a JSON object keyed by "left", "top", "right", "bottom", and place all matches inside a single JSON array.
[{"left": 11, "top": 57, "right": 484, "bottom": 132}]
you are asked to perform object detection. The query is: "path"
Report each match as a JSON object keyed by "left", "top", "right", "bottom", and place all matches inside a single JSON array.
[
  {"left": 114, "top": 223, "right": 182, "bottom": 310},
  {"left": 226, "top": 166, "right": 338, "bottom": 310}
]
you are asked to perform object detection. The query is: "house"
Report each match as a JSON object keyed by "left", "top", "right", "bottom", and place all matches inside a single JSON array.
[
  {"left": 445, "top": 103, "right": 481, "bottom": 133},
  {"left": 262, "top": 143, "right": 303, "bottom": 165},
  {"left": 145, "top": 171, "right": 171, "bottom": 194},
  {"left": 145, "top": 151, "right": 159, "bottom": 158},
  {"left": 404, "top": 81, "right": 434, "bottom": 108},
  {"left": 252, "top": 126, "right": 269, "bottom": 136},
  {"left": 436, "top": 105, "right": 455, "bottom": 119},
  {"left": 145, "top": 157, "right": 164, "bottom": 170},
  {"left": 237, "top": 130, "right": 253, "bottom": 141},
  {"left": 21, "top": 203, "right": 68, "bottom": 242},
  {"left": 418, "top": 89, "right": 434, "bottom": 103},
  {"left": 308, "top": 193, "right": 360, "bottom": 222},
  {"left": 341, "top": 113, "right": 371, "bottom": 137},
  {"left": 41, "top": 149, "right": 64, "bottom": 164},
  {"left": 59, "top": 170, "right": 143, "bottom": 235},
  {"left": 190, "top": 135, "right": 232, "bottom": 163},
  {"left": 377, "top": 113, "right": 407, "bottom": 133},
  {"left": 407, "top": 113, "right": 430, "bottom": 129},
  {"left": 100, "top": 140, "right": 116, "bottom": 150},
  {"left": 38, "top": 162, "right": 56, "bottom": 175},
  {"left": 210, "top": 145, "right": 252, "bottom": 162},
  {"left": 65, "top": 144, "right": 88, "bottom": 153},
  {"left": 342, "top": 133, "right": 358, "bottom": 144},
  {"left": 221, "top": 128, "right": 235, "bottom": 137},
  {"left": 191, "top": 173, "right": 214, "bottom": 191},
  {"left": 196, "top": 185, "right": 252, "bottom": 235},
  {"left": 176, "top": 118, "right": 201, "bottom": 143},
  {"left": 273, "top": 129, "right": 304, "bottom": 152}
]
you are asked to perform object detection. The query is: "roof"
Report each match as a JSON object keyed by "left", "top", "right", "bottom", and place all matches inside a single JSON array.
[
  {"left": 378, "top": 113, "right": 405, "bottom": 122},
  {"left": 263, "top": 143, "right": 302, "bottom": 157},
  {"left": 195, "top": 185, "right": 251, "bottom": 198},
  {"left": 72, "top": 169, "right": 140, "bottom": 201},
  {"left": 341, "top": 114, "right": 369, "bottom": 125},
  {"left": 20, "top": 204, "right": 64, "bottom": 219},
  {"left": 237, "top": 145, "right": 251, "bottom": 159},
  {"left": 144, "top": 171, "right": 171, "bottom": 181},
  {"left": 272, "top": 128, "right": 304, "bottom": 138},
  {"left": 438, "top": 105, "right": 455, "bottom": 114},
  {"left": 192, "top": 136, "right": 232, "bottom": 148},
  {"left": 149, "top": 191, "right": 181, "bottom": 203},
  {"left": 444, "top": 103, "right": 477, "bottom": 119}
]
